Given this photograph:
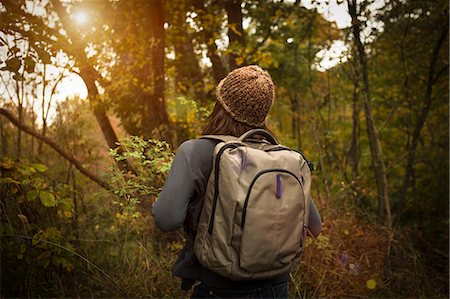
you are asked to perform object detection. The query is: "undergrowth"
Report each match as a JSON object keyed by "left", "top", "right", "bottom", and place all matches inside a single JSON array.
[{"left": 1, "top": 136, "right": 448, "bottom": 298}]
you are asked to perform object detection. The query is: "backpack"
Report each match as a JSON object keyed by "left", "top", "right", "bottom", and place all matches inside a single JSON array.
[{"left": 194, "top": 129, "right": 313, "bottom": 280}]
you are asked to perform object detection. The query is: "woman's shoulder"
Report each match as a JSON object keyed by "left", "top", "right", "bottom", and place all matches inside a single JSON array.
[
  {"left": 178, "top": 138, "right": 219, "bottom": 156},
  {"left": 178, "top": 138, "right": 220, "bottom": 177}
]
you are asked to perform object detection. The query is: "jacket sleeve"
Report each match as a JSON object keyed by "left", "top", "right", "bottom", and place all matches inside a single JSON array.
[
  {"left": 307, "top": 197, "right": 322, "bottom": 238},
  {"left": 152, "top": 145, "right": 194, "bottom": 232}
]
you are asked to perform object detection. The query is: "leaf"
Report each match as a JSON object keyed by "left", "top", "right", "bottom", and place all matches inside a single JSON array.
[
  {"left": 0, "top": 159, "right": 15, "bottom": 170},
  {"left": 366, "top": 279, "right": 377, "bottom": 290},
  {"left": 24, "top": 56, "right": 36, "bottom": 73},
  {"left": 18, "top": 165, "right": 35, "bottom": 176},
  {"left": 13, "top": 74, "right": 25, "bottom": 81},
  {"left": 17, "top": 214, "right": 29, "bottom": 224},
  {"left": 0, "top": 177, "right": 21, "bottom": 185},
  {"left": 235, "top": 56, "right": 245, "bottom": 66},
  {"left": 6, "top": 57, "right": 21, "bottom": 72},
  {"left": 26, "top": 190, "right": 39, "bottom": 201},
  {"left": 39, "top": 191, "right": 57, "bottom": 207},
  {"left": 35, "top": 48, "right": 51, "bottom": 64},
  {"left": 31, "top": 163, "right": 47, "bottom": 173}
]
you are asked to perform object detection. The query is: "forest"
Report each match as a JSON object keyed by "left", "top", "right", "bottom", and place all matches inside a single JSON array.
[{"left": 0, "top": 0, "right": 448, "bottom": 298}]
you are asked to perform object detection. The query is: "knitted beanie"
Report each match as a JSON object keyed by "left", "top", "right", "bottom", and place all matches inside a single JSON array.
[{"left": 216, "top": 65, "right": 275, "bottom": 127}]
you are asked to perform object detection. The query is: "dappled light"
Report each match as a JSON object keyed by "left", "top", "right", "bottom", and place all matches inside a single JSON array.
[{"left": 0, "top": 0, "right": 448, "bottom": 298}]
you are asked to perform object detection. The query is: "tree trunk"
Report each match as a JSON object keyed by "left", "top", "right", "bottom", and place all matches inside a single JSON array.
[
  {"left": 206, "top": 29, "right": 227, "bottom": 83},
  {"left": 17, "top": 101, "right": 22, "bottom": 157},
  {"left": 38, "top": 64, "right": 47, "bottom": 154},
  {"left": 290, "top": 92, "right": 300, "bottom": 149},
  {"left": 171, "top": 0, "right": 206, "bottom": 105},
  {"left": 348, "top": 59, "right": 360, "bottom": 181},
  {"left": 51, "top": 0, "right": 135, "bottom": 174},
  {"left": 192, "top": 0, "right": 227, "bottom": 83},
  {"left": 292, "top": 44, "right": 301, "bottom": 149},
  {"left": 225, "top": 0, "right": 245, "bottom": 69},
  {"left": 0, "top": 117, "right": 6, "bottom": 156},
  {"left": 396, "top": 21, "right": 448, "bottom": 221},
  {"left": 348, "top": 0, "right": 391, "bottom": 227},
  {"left": 77, "top": 67, "right": 122, "bottom": 152},
  {"left": 144, "top": 0, "right": 171, "bottom": 141}
]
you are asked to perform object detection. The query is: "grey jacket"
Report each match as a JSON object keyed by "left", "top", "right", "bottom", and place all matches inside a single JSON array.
[{"left": 152, "top": 138, "right": 322, "bottom": 289}]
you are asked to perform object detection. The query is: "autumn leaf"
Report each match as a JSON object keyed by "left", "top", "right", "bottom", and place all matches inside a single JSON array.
[{"left": 39, "top": 191, "right": 57, "bottom": 207}]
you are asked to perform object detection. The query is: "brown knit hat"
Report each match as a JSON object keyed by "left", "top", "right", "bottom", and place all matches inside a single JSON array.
[{"left": 216, "top": 65, "right": 275, "bottom": 127}]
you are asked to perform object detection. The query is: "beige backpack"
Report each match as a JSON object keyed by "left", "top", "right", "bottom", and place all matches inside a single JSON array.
[{"left": 194, "top": 129, "right": 313, "bottom": 280}]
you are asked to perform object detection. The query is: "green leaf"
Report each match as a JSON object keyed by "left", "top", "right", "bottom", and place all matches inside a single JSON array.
[
  {"left": 31, "top": 163, "right": 47, "bottom": 173},
  {"left": 39, "top": 191, "right": 57, "bottom": 207},
  {"left": 0, "top": 177, "right": 21, "bottom": 185},
  {"left": 26, "top": 190, "right": 39, "bottom": 201},
  {"left": 18, "top": 165, "right": 35, "bottom": 176}
]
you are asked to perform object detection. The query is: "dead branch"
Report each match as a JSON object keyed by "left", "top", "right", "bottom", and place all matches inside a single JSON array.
[{"left": 0, "top": 108, "right": 111, "bottom": 191}]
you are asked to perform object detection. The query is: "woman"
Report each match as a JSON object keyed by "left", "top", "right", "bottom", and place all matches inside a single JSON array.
[{"left": 152, "top": 65, "right": 322, "bottom": 298}]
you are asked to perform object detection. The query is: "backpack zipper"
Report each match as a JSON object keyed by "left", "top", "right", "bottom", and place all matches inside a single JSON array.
[
  {"left": 240, "top": 169, "right": 303, "bottom": 228},
  {"left": 265, "top": 147, "right": 314, "bottom": 171},
  {"left": 208, "top": 143, "right": 243, "bottom": 234}
]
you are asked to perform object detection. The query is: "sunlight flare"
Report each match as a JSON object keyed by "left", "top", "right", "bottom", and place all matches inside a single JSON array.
[{"left": 74, "top": 11, "right": 88, "bottom": 25}]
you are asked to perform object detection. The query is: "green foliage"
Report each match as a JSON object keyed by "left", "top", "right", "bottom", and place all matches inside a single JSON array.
[
  {"left": 0, "top": 157, "right": 74, "bottom": 218},
  {"left": 167, "top": 95, "right": 214, "bottom": 142},
  {"left": 108, "top": 136, "right": 173, "bottom": 213},
  {"left": 0, "top": 157, "right": 76, "bottom": 297},
  {"left": 31, "top": 227, "right": 75, "bottom": 271}
]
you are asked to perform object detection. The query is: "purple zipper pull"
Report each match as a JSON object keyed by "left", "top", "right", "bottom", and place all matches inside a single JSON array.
[{"left": 276, "top": 174, "right": 282, "bottom": 199}]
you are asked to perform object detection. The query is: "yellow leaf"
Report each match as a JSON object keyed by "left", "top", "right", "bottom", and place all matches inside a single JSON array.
[
  {"left": 366, "top": 279, "right": 377, "bottom": 290},
  {"left": 235, "top": 56, "right": 245, "bottom": 66}
]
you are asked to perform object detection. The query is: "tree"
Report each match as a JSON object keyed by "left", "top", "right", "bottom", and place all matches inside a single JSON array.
[
  {"left": 347, "top": 0, "right": 392, "bottom": 227},
  {"left": 358, "top": 0, "right": 448, "bottom": 224},
  {"left": 102, "top": 0, "right": 171, "bottom": 139}
]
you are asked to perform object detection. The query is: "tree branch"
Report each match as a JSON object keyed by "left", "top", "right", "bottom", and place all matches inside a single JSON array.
[
  {"left": 50, "top": 0, "right": 137, "bottom": 175},
  {"left": 0, "top": 108, "right": 112, "bottom": 191}
]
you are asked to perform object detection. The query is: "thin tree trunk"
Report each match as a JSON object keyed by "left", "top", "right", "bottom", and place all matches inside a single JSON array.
[
  {"left": 295, "top": 44, "right": 300, "bottom": 150},
  {"left": 192, "top": 0, "right": 227, "bottom": 83},
  {"left": 171, "top": 0, "right": 206, "bottom": 105},
  {"left": 144, "top": 0, "right": 171, "bottom": 141},
  {"left": 38, "top": 64, "right": 46, "bottom": 154},
  {"left": 348, "top": 0, "right": 391, "bottom": 227},
  {"left": 15, "top": 75, "right": 22, "bottom": 157},
  {"left": 396, "top": 22, "right": 448, "bottom": 221},
  {"left": 0, "top": 117, "right": 5, "bottom": 156},
  {"left": 17, "top": 101, "right": 22, "bottom": 157},
  {"left": 173, "top": 39, "right": 203, "bottom": 97},
  {"left": 30, "top": 110, "right": 35, "bottom": 156},
  {"left": 292, "top": 44, "right": 301, "bottom": 149},
  {"left": 225, "top": 0, "right": 245, "bottom": 69},
  {"left": 348, "top": 58, "right": 360, "bottom": 181},
  {"left": 291, "top": 92, "right": 300, "bottom": 148},
  {"left": 206, "top": 29, "right": 227, "bottom": 83}
]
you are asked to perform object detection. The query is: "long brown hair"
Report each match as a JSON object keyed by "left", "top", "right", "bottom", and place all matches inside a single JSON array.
[{"left": 202, "top": 102, "right": 272, "bottom": 137}]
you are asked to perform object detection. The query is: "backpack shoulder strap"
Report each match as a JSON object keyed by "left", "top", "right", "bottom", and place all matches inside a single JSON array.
[{"left": 200, "top": 135, "right": 240, "bottom": 143}]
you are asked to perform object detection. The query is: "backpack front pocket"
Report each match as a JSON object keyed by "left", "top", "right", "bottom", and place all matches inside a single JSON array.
[{"left": 238, "top": 169, "right": 305, "bottom": 273}]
